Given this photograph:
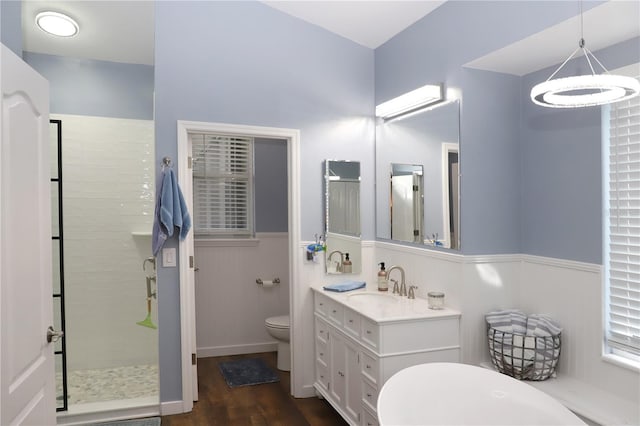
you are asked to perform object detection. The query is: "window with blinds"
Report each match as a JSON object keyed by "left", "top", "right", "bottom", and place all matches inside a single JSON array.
[
  {"left": 191, "top": 133, "right": 254, "bottom": 237},
  {"left": 605, "top": 74, "right": 640, "bottom": 361}
]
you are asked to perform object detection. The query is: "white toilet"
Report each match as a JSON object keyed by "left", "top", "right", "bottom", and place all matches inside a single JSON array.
[{"left": 265, "top": 315, "right": 290, "bottom": 371}]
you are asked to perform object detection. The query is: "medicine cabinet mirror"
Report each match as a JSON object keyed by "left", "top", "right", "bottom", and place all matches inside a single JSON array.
[
  {"left": 375, "top": 99, "right": 460, "bottom": 250},
  {"left": 324, "top": 160, "right": 361, "bottom": 274}
]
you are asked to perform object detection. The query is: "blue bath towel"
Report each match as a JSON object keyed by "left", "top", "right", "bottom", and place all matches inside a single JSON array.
[
  {"left": 323, "top": 281, "right": 366, "bottom": 292},
  {"left": 152, "top": 168, "right": 192, "bottom": 256}
]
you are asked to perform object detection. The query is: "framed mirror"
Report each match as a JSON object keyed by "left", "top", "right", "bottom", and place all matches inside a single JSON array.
[
  {"left": 324, "top": 160, "right": 361, "bottom": 274},
  {"left": 376, "top": 100, "right": 460, "bottom": 250}
]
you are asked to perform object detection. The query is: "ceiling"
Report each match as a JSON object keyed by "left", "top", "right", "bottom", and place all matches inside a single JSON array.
[
  {"left": 262, "top": 1, "right": 445, "bottom": 49},
  {"left": 465, "top": 0, "right": 640, "bottom": 76},
  {"left": 20, "top": 0, "right": 639, "bottom": 76}
]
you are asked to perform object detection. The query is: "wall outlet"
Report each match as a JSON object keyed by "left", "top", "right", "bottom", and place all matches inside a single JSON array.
[{"left": 163, "top": 247, "right": 177, "bottom": 267}]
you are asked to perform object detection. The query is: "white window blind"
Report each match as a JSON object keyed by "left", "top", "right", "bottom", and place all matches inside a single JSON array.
[
  {"left": 606, "top": 75, "right": 640, "bottom": 357},
  {"left": 191, "top": 133, "right": 254, "bottom": 237}
]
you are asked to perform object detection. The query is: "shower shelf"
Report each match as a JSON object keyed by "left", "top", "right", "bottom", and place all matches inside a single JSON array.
[{"left": 131, "top": 232, "right": 152, "bottom": 237}]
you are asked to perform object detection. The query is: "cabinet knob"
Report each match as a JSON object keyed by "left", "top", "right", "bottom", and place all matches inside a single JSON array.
[
  {"left": 367, "top": 393, "right": 372, "bottom": 397},
  {"left": 366, "top": 330, "right": 371, "bottom": 334},
  {"left": 332, "top": 309, "right": 337, "bottom": 313},
  {"left": 366, "top": 364, "right": 371, "bottom": 369},
  {"left": 349, "top": 319, "right": 353, "bottom": 323},
  {"left": 320, "top": 352, "right": 323, "bottom": 356},
  {"left": 319, "top": 302, "right": 324, "bottom": 306},
  {"left": 338, "top": 371, "right": 344, "bottom": 377}
]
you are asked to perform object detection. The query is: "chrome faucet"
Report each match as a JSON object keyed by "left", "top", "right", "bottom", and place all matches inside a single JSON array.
[
  {"left": 328, "top": 250, "right": 344, "bottom": 272},
  {"left": 386, "top": 265, "right": 407, "bottom": 297},
  {"left": 408, "top": 285, "right": 418, "bottom": 299}
]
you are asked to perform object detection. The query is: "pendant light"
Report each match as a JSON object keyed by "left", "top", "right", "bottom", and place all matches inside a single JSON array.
[{"left": 530, "top": 2, "right": 639, "bottom": 108}]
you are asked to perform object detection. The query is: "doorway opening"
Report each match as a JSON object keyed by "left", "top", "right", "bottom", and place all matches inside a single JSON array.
[{"left": 177, "top": 121, "right": 301, "bottom": 408}]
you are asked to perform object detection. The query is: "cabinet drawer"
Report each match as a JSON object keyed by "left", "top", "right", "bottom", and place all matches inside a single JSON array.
[
  {"left": 363, "top": 408, "right": 380, "bottom": 426},
  {"left": 316, "top": 362, "right": 329, "bottom": 391},
  {"left": 316, "top": 340, "right": 328, "bottom": 368},
  {"left": 362, "top": 380, "right": 378, "bottom": 413},
  {"left": 343, "top": 308, "right": 361, "bottom": 338},
  {"left": 315, "top": 318, "right": 329, "bottom": 344},
  {"left": 361, "top": 352, "right": 379, "bottom": 384},
  {"left": 361, "top": 318, "right": 380, "bottom": 350},
  {"left": 314, "top": 293, "right": 329, "bottom": 317},
  {"left": 327, "top": 300, "right": 344, "bottom": 327}
]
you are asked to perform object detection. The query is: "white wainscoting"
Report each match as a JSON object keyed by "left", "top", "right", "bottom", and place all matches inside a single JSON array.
[
  {"left": 194, "top": 233, "right": 290, "bottom": 358},
  {"left": 517, "top": 256, "right": 638, "bottom": 405}
]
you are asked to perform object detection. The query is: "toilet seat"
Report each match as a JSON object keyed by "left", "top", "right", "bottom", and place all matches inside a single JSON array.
[{"left": 266, "top": 315, "right": 289, "bottom": 329}]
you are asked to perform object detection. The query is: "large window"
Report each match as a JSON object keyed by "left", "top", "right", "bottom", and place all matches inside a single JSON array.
[
  {"left": 191, "top": 133, "right": 254, "bottom": 237},
  {"left": 604, "top": 69, "right": 640, "bottom": 363}
]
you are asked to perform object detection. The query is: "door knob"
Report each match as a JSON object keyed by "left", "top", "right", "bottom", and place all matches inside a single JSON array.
[{"left": 47, "top": 326, "right": 64, "bottom": 343}]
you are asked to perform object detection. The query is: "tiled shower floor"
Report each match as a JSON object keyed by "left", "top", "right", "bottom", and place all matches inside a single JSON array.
[{"left": 58, "top": 364, "right": 159, "bottom": 405}]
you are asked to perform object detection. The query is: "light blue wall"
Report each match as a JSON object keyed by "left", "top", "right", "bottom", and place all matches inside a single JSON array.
[
  {"left": 374, "top": 0, "right": 606, "bottom": 256},
  {"left": 23, "top": 52, "right": 154, "bottom": 120},
  {"left": 254, "top": 138, "right": 288, "bottom": 232},
  {"left": 154, "top": 1, "right": 374, "bottom": 401},
  {"left": 520, "top": 36, "right": 640, "bottom": 264},
  {"left": 1, "top": 0, "right": 21, "bottom": 56}
]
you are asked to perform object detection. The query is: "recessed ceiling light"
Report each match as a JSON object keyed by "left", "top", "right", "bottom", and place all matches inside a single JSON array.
[{"left": 36, "top": 11, "right": 79, "bottom": 37}]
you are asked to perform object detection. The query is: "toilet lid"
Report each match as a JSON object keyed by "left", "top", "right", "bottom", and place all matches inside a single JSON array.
[{"left": 266, "top": 315, "right": 289, "bottom": 329}]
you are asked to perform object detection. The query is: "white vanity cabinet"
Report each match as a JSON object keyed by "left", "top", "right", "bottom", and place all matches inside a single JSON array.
[{"left": 312, "top": 288, "right": 461, "bottom": 426}]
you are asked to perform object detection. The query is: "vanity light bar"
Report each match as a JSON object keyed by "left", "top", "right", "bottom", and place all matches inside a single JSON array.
[{"left": 375, "top": 84, "right": 443, "bottom": 120}]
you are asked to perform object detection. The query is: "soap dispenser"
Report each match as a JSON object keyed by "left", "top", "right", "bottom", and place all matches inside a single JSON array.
[
  {"left": 377, "top": 262, "right": 388, "bottom": 292},
  {"left": 342, "top": 253, "right": 352, "bottom": 273}
]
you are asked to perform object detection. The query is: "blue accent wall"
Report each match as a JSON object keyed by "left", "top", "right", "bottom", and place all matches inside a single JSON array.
[
  {"left": 255, "top": 138, "right": 288, "bottom": 232},
  {"left": 520, "top": 37, "right": 640, "bottom": 264},
  {"left": 374, "top": 0, "right": 607, "bottom": 256},
  {"left": 23, "top": 52, "right": 154, "bottom": 120},
  {"left": 1, "top": 0, "right": 22, "bottom": 56},
  {"left": 154, "top": 1, "right": 374, "bottom": 401}
]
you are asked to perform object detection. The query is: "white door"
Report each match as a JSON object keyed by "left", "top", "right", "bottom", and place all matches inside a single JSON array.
[{"left": 0, "top": 45, "right": 55, "bottom": 425}]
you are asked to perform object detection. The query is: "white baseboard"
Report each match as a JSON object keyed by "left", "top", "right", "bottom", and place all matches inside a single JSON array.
[
  {"left": 160, "top": 400, "right": 185, "bottom": 416},
  {"left": 57, "top": 397, "right": 160, "bottom": 425},
  {"left": 197, "top": 342, "right": 278, "bottom": 358},
  {"left": 297, "top": 383, "right": 318, "bottom": 398}
]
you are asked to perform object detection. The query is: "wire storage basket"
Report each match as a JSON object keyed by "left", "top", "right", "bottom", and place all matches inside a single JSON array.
[{"left": 487, "top": 326, "right": 561, "bottom": 381}]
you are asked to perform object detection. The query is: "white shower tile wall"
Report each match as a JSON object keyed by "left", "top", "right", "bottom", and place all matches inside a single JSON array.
[{"left": 53, "top": 114, "right": 157, "bottom": 372}]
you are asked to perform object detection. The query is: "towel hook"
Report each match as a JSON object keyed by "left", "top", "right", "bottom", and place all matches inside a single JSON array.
[{"left": 162, "top": 156, "right": 172, "bottom": 168}]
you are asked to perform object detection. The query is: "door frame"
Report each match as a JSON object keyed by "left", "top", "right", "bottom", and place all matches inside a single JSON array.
[{"left": 176, "top": 121, "right": 301, "bottom": 408}]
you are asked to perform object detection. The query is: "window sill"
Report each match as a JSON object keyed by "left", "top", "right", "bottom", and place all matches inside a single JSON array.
[
  {"left": 194, "top": 238, "right": 260, "bottom": 248},
  {"left": 602, "top": 353, "right": 640, "bottom": 373}
]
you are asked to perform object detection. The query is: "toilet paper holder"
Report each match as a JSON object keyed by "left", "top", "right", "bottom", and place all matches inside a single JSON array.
[{"left": 256, "top": 277, "right": 281, "bottom": 286}]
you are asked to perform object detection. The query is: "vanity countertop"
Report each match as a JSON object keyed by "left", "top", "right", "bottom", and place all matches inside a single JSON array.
[{"left": 311, "top": 284, "right": 461, "bottom": 324}]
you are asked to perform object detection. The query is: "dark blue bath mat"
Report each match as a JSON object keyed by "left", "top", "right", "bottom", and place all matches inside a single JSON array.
[{"left": 218, "top": 358, "right": 280, "bottom": 388}]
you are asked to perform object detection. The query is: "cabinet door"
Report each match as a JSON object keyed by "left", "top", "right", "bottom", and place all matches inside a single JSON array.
[
  {"left": 329, "top": 332, "right": 346, "bottom": 405},
  {"left": 345, "top": 340, "right": 361, "bottom": 424}
]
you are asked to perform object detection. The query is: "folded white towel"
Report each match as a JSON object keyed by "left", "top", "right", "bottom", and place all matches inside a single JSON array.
[
  {"left": 485, "top": 309, "right": 527, "bottom": 334},
  {"left": 527, "top": 314, "right": 563, "bottom": 337}
]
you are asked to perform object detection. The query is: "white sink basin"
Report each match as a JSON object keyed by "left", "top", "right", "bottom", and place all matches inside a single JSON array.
[{"left": 347, "top": 292, "right": 398, "bottom": 303}]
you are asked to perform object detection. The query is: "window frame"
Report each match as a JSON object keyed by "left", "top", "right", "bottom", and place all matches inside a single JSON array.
[
  {"left": 190, "top": 132, "right": 255, "bottom": 238},
  {"left": 602, "top": 63, "right": 640, "bottom": 369}
]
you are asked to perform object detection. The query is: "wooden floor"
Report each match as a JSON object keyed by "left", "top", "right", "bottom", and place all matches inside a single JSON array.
[{"left": 162, "top": 352, "right": 348, "bottom": 426}]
